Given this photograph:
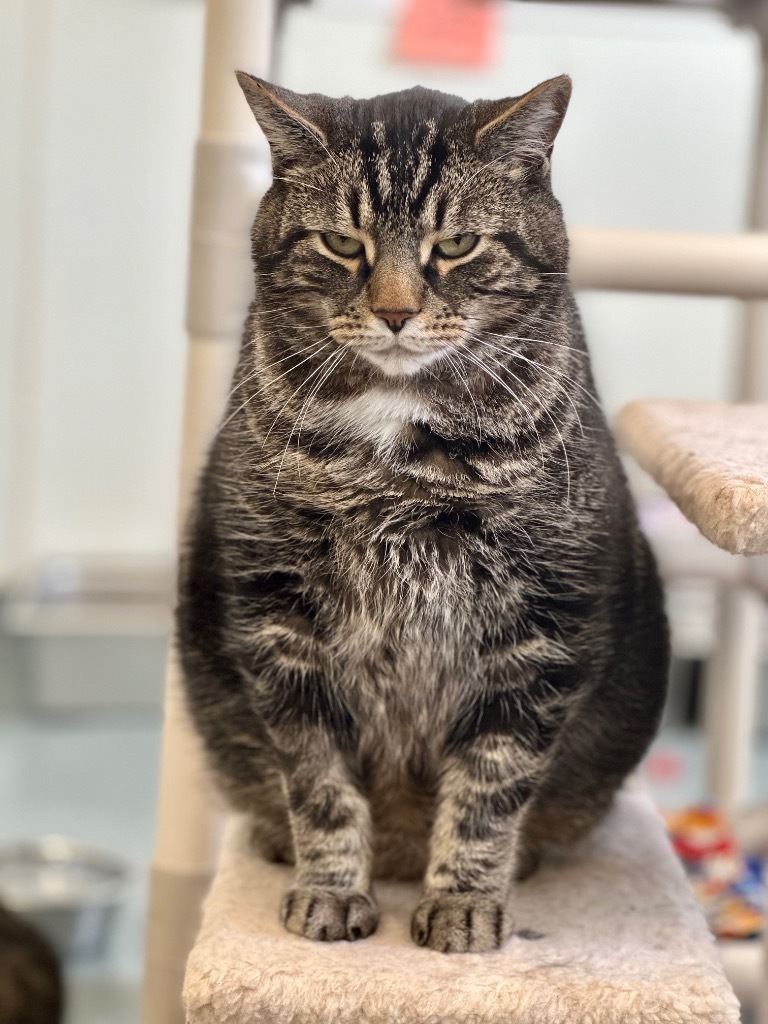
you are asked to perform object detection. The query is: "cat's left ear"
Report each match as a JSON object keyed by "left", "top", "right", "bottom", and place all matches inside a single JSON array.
[
  {"left": 236, "top": 71, "right": 329, "bottom": 171},
  {"left": 472, "top": 75, "right": 572, "bottom": 171}
]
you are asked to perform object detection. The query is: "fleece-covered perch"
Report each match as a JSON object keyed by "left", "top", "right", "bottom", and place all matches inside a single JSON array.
[
  {"left": 615, "top": 400, "right": 768, "bottom": 556},
  {"left": 184, "top": 786, "right": 739, "bottom": 1024}
]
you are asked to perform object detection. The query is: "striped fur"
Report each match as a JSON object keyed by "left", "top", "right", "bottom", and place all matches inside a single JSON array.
[{"left": 177, "top": 75, "right": 669, "bottom": 952}]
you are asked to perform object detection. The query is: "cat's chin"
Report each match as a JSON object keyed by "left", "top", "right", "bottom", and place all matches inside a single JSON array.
[{"left": 358, "top": 344, "right": 447, "bottom": 378}]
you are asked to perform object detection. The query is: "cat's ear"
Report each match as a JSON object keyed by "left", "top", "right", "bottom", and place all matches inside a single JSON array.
[
  {"left": 235, "top": 72, "right": 329, "bottom": 171},
  {"left": 472, "top": 75, "right": 572, "bottom": 171}
]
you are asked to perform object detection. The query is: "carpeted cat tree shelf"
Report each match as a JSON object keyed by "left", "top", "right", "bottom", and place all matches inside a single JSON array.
[
  {"left": 184, "top": 785, "right": 739, "bottom": 1024},
  {"left": 615, "top": 399, "right": 768, "bottom": 556}
]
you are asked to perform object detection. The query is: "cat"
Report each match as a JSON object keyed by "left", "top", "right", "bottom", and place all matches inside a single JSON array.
[
  {"left": 0, "top": 905, "right": 63, "bottom": 1024},
  {"left": 177, "top": 72, "right": 669, "bottom": 954}
]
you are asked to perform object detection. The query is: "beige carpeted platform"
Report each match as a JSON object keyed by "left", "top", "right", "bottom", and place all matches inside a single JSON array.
[
  {"left": 184, "top": 786, "right": 739, "bottom": 1024},
  {"left": 615, "top": 400, "right": 768, "bottom": 556}
]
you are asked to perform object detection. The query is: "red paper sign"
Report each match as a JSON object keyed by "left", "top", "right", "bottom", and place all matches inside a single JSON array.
[{"left": 393, "top": 0, "right": 496, "bottom": 68}]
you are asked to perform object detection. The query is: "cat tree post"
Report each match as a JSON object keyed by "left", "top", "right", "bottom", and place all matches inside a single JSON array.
[
  {"left": 141, "top": 2, "right": 275, "bottom": 1022},
  {"left": 736, "top": 12, "right": 768, "bottom": 1022},
  {"left": 702, "top": 0, "right": 768, "bottom": 819}
]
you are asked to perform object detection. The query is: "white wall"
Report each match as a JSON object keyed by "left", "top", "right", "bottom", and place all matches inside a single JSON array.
[
  {"left": 0, "top": 0, "right": 32, "bottom": 582},
  {"left": 0, "top": 0, "right": 205, "bottom": 581},
  {"left": 0, "top": 0, "right": 761, "bottom": 583}
]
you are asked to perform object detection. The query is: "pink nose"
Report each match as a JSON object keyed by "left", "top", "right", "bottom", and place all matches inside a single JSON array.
[{"left": 373, "top": 308, "right": 419, "bottom": 333}]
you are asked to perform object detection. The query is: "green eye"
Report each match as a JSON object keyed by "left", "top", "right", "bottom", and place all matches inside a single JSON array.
[
  {"left": 434, "top": 233, "right": 479, "bottom": 259},
  {"left": 322, "top": 232, "right": 364, "bottom": 258}
]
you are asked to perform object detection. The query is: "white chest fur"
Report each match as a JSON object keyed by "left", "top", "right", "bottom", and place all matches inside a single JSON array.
[{"left": 331, "top": 388, "right": 429, "bottom": 449}]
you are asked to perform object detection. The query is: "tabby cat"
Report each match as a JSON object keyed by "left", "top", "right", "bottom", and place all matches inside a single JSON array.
[{"left": 177, "top": 73, "right": 669, "bottom": 953}]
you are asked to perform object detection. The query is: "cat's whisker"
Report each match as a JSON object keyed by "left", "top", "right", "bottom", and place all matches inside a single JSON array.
[
  {"left": 496, "top": 310, "right": 562, "bottom": 327},
  {"left": 507, "top": 350, "right": 601, "bottom": 418},
  {"left": 259, "top": 338, "right": 335, "bottom": 391},
  {"left": 258, "top": 338, "right": 337, "bottom": 448},
  {"left": 272, "top": 347, "right": 346, "bottom": 493},
  {"left": 248, "top": 338, "right": 332, "bottom": 395},
  {"left": 294, "top": 347, "right": 348, "bottom": 472},
  {"left": 469, "top": 330, "right": 586, "bottom": 410},
  {"left": 477, "top": 332, "right": 602, "bottom": 413},
  {"left": 225, "top": 337, "right": 333, "bottom": 406},
  {"left": 257, "top": 315, "right": 328, "bottom": 329},
  {"left": 219, "top": 336, "right": 334, "bottom": 442},
  {"left": 268, "top": 353, "right": 339, "bottom": 487},
  {"left": 493, "top": 334, "right": 592, "bottom": 361},
  {"left": 462, "top": 342, "right": 572, "bottom": 506},
  {"left": 480, "top": 328, "right": 578, "bottom": 351},
  {"left": 271, "top": 175, "right": 327, "bottom": 195},
  {"left": 257, "top": 300, "right": 323, "bottom": 314},
  {"left": 258, "top": 320, "right": 333, "bottom": 333},
  {"left": 492, "top": 357, "right": 572, "bottom": 507},
  {"left": 478, "top": 324, "right": 594, "bottom": 366},
  {"left": 473, "top": 337, "right": 586, "bottom": 442},
  {"left": 455, "top": 346, "right": 548, "bottom": 473},
  {"left": 442, "top": 349, "right": 483, "bottom": 444},
  {"left": 493, "top": 310, "right": 575, "bottom": 333}
]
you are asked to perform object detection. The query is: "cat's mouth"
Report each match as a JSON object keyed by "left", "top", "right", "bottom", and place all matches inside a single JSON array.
[{"left": 357, "top": 341, "right": 448, "bottom": 378}]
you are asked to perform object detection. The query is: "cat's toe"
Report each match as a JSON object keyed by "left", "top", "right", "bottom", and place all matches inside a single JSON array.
[
  {"left": 343, "top": 891, "right": 380, "bottom": 940},
  {"left": 281, "top": 887, "right": 379, "bottom": 942},
  {"left": 411, "top": 893, "right": 507, "bottom": 953}
]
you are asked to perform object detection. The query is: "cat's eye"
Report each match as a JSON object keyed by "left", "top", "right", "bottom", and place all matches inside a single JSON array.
[
  {"left": 322, "top": 233, "right": 364, "bottom": 258},
  {"left": 434, "top": 234, "right": 479, "bottom": 259}
]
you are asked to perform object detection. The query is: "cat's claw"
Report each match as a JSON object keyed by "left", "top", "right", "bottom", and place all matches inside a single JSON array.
[
  {"left": 281, "top": 886, "right": 379, "bottom": 942},
  {"left": 411, "top": 893, "right": 508, "bottom": 953}
]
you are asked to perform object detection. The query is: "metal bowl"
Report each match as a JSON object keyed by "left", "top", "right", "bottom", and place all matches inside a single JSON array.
[{"left": 0, "top": 836, "right": 131, "bottom": 960}]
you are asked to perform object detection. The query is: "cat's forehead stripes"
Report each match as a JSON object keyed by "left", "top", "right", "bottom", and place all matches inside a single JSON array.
[
  {"left": 366, "top": 121, "right": 393, "bottom": 204},
  {"left": 275, "top": 89, "right": 483, "bottom": 240},
  {"left": 346, "top": 98, "right": 459, "bottom": 232}
]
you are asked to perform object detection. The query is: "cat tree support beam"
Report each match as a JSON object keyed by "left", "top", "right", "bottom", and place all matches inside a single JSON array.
[
  {"left": 569, "top": 228, "right": 768, "bottom": 299},
  {"left": 739, "top": 15, "right": 768, "bottom": 398},
  {"left": 140, "top": 2, "right": 275, "bottom": 1023}
]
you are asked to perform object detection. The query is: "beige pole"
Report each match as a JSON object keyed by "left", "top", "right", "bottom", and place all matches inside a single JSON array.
[
  {"left": 141, "top": 2, "right": 275, "bottom": 1022},
  {"left": 569, "top": 228, "right": 768, "bottom": 299}
]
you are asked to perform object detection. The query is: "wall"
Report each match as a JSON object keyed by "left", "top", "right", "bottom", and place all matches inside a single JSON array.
[{"left": 0, "top": 0, "right": 205, "bottom": 582}]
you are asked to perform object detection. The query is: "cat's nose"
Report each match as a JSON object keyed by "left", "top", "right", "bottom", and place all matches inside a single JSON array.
[{"left": 373, "top": 308, "right": 419, "bottom": 333}]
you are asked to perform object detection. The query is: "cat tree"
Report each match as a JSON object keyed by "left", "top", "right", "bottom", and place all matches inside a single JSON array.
[
  {"left": 184, "top": 786, "right": 739, "bottom": 1024},
  {"left": 141, "top": 1, "right": 768, "bottom": 1022}
]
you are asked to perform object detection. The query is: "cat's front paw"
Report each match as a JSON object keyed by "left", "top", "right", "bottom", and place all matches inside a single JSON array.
[
  {"left": 281, "top": 887, "right": 379, "bottom": 942},
  {"left": 411, "top": 892, "right": 508, "bottom": 953}
]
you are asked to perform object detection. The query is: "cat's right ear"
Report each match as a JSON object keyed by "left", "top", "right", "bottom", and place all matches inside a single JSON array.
[
  {"left": 471, "top": 75, "right": 572, "bottom": 172},
  {"left": 235, "top": 72, "right": 328, "bottom": 171}
]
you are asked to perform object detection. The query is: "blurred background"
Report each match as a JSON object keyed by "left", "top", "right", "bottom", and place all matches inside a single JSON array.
[{"left": 0, "top": 0, "right": 767, "bottom": 1021}]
